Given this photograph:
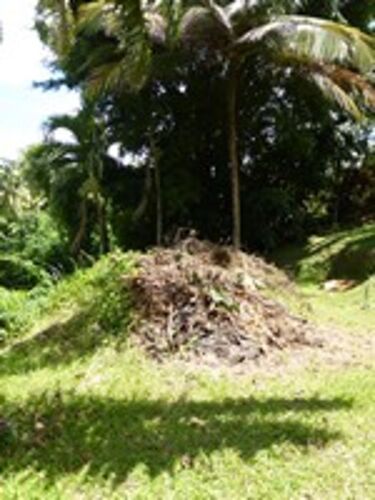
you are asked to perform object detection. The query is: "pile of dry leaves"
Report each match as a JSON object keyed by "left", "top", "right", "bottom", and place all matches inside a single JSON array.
[{"left": 126, "top": 238, "right": 320, "bottom": 365}]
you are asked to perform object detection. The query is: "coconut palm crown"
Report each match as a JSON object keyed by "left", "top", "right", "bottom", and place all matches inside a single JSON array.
[{"left": 175, "top": 0, "right": 375, "bottom": 248}]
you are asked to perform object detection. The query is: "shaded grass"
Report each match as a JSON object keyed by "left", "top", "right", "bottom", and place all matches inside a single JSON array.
[
  {"left": 0, "top": 391, "right": 346, "bottom": 482},
  {"left": 273, "top": 223, "right": 375, "bottom": 284}
]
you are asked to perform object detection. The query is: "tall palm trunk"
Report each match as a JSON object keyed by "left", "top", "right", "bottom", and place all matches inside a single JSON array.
[
  {"left": 132, "top": 137, "right": 163, "bottom": 245},
  {"left": 227, "top": 61, "right": 241, "bottom": 250}
]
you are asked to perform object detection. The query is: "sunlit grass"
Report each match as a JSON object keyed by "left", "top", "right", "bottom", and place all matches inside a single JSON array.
[
  {"left": 272, "top": 223, "right": 375, "bottom": 331},
  {"left": 0, "top": 227, "right": 374, "bottom": 499},
  {"left": 0, "top": 342, "right": 374, "bottom": 499},
  {"left": 301, "top": 280, "right": 375, "bottom": 332}
]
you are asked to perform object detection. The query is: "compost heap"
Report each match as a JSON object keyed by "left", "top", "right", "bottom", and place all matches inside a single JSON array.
[{"left": 128, "top": 238, "right": 319, "bottom": 365}]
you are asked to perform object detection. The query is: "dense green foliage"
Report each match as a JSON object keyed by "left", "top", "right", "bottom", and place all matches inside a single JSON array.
[
  {"left": 23, "top": 0, "right": 374, "bottom": 254},
  {"left": 22, "top": 105, "right": 114, "bottom": 256},
  {"left": 0, "top": 1, "right": 373, "bottom": 294},
  {"left": 0, "top": 158, "right": 71, "bottom": 298}
]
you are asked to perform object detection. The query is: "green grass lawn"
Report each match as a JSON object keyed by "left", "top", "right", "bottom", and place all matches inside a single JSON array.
[
  {"left": 0, "top": 227, "right": 374, "bottom": 499},
  {"left": 1, "top": 343, "right": 374, "bottom": 500}
]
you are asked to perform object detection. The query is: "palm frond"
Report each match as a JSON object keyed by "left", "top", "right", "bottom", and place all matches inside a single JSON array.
[
  {"left": 35, "top": 0, "right": 75, "bottom": 57},
  {"left": 86, "top": 61, "right": 129, "bottom": 96},
  {"left": 234, "top": 16, "right": 375, "bottom": 74},
  {"left": 46, "top": 114, "right": 81, "bottom": 135},
  {"left": 77, "top": 0, "right": 109, "bottom": 36},
  {"left": 280, "top": 53, "right": 375, "bottom": 116},
  {"left": 322, "top": 65, "right": 375, "bottom": 111},
  {"left": 78, "top": 0, "right": 153, "bottom": 93}
]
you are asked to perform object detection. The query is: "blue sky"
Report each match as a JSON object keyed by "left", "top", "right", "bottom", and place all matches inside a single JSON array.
[{"left": 0, "top": 0, "right": 80, "bottom": 160}]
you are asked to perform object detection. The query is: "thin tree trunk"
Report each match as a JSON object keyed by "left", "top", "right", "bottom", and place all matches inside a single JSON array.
[
  {"left": 227, "top": 61, "right": 241, "bottom": 250},
  {"left": 132, "top": 160, "right": 152, "bottom": 223},
  {"left": 98, "top": 199, "right": 109, "bottom": 254},
  {"left": 71, "top": 200, "right": 88, "bottom": 256},
  {"left": 153, "top": 142, "right": 163, "bottom": 246}
]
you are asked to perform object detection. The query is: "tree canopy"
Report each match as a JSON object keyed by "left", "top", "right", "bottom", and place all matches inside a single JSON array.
[{"left": 21, "top": 0, "right": 375, "bottom": 253}]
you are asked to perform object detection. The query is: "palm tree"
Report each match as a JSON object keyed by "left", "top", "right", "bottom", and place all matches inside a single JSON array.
[
  {"left": 179, "top": 0, "right": 375, "bottom": 248},
  {"left": 38, "top": 0, "right": 375, "bottom": 249},
  {"left": 24, "top": 105, "right": 111, "bottom": 256},
  {"left": 34, "top": 1, "right": 168, "bottom": 246},
  {"left": 49, "top": 106, "right": 112, "bottom": 255},
  {"left": 74, "top": 0, "right": 170, "bottom": 245}
]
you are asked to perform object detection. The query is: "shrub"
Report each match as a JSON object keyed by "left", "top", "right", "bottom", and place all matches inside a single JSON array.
[
  {"left": 0, "top": 212, "right": 72, "bottom": 275},
  {"left": 0, "top": 256, "right": 47, "bottom": 290}
]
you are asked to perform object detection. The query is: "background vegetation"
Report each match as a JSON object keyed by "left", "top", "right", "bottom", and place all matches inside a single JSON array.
[
  {"left": 0, "top": 0, "right": 373, "bottom": 343},
  {"left": 10, "top": 0, "right": 374, "bottom": 254}
]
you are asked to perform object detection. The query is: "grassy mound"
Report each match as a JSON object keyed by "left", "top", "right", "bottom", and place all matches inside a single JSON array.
[
  {"left": 273, "top": 223, "right": 375, "bottom": 284},
  {"left": 0, "top": 252, "right": 136, "bottom": 361},
  {"left": 271, "top": 223, "right": 375, "bottom": 332},
  {"left": 4, "top": 225, "right": 373, "bottom": 368}
]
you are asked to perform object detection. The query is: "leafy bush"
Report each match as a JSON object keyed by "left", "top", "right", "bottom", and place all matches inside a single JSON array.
[
  {"left": 42, "top": 250, "right": 136, "bottom": 337},
  {"left": 0, "top": 212, "right": 72, "bottom": 277},
  {"left": 0, "top": 256, "right": 48, "bottom": 290}
]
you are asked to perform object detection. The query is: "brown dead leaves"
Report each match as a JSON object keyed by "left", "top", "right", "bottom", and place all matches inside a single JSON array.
[{"left": 127, "top": 239, "right": 318, "bottom": 366}]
